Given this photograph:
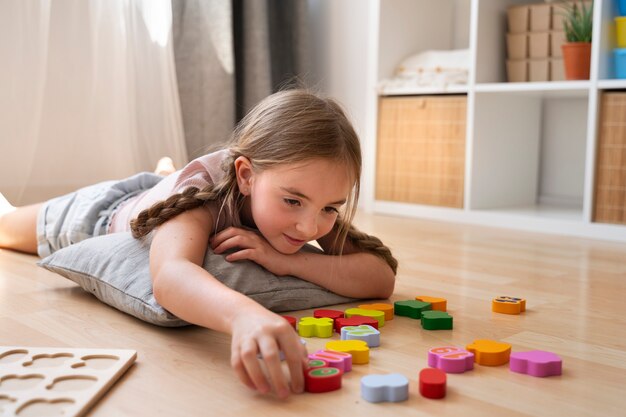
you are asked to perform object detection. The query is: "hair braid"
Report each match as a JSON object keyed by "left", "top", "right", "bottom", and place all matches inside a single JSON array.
[
  {"left": 130, "top": 185, "right": 220, "bottom": 238},
  {"left": 333, "top": 219, "right": 398, "bottom": 275}
]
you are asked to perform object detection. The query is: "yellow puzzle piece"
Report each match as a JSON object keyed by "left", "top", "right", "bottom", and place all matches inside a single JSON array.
[
  {"left": 344, "top": 308, "right": 385, "bottom": 327},
  {"left": 325, "top": 340, "right": 370, "bottom": 364},
  {"left": 358, "top": 303, "right": 394, "bottom": 320},
  {"left": 466, "top": 339, "right": 512, "bottom": 366},
  {"left": 298, "top": 317, "right": 334, "bottom": 338}
]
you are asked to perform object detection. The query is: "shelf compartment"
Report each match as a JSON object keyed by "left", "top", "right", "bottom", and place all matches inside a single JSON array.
[{"left": 470, "top": 92, "right": 589, "bottom": 220}]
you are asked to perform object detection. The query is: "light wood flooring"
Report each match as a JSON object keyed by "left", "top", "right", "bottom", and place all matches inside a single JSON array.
[{"left": 1, "top": 212, "right": 625, "bottom": 416}]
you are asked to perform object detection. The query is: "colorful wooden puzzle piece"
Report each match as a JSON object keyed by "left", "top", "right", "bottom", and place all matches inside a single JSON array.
[
  {"left": 358, "top": 303, "right": 395, "bottom": 320},
  {"left": 419, "top": 368, "right": 446, "bottom": 399},
  {"left": 344, "top": 308, "right": 385, "bottom": 327},
  {"left": 326, "top": 340, "right": 370, "bottom": 364},
  {"left": 421, "top": 311, "right": 453, "bottom": 330},
  {"left": 334, "top": 316, "right": 379, "bottom": 333},
  {"left": 308, "top": 349, "right": 352, "bottom": 372},
  {"left": 298, "top": 317, "right": 333, "bottom": 338},
  {"left": 393, "top": 300, "right": 431, "bottom": 319},
  {"left": 510, "top": 350, "right": 562, "bottom": 377},
  {"left": 360, "top": 373, "right": 409, "bottom": 403},
  {"left": 466, "top": 339, "right": 512, "bottom": 366},
  {"left": 415, "top": 296, "right": 447, "bottom": 311},
  {"left": 305, "top": 367, "right": 343, "bottom": 393},
  {"left": 313, "top": 309, "right": 344, "bottom": 320},
  {"left": 492, "top": 296, "right": 526, "bottom": 315},
  {"left": 428, "top": 346, "right": 474, "bottom": 373},
  {"left": 282, "top": 315, "right": 297, "bottom": 329},
  {"left": 306, "top": 358, "right": 329, "bottom": 370},
  {"left": 340, "top": 325, "right": 380, "bottom": 347}
]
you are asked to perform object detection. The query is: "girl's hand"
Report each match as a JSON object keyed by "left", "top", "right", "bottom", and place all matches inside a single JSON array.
[
  {"left": 230, "top": 306, "right": 308, "bottom": 399},
  {"left": 210, "top": 227, "right": 291, "bottom": 276}
]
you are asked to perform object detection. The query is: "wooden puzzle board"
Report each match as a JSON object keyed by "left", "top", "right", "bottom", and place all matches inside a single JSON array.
[{"left": 0, "top": 346, "right": 136, "bottom": 417}]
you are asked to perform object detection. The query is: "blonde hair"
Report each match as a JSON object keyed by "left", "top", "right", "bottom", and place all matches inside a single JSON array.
[{"left": 131, "top": 89, "right": 397, "bottom": 274}]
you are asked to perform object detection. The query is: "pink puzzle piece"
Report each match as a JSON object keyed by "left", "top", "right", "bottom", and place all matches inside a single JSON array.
[
  {"left": 510, "top": 350, "right": 562, "bottom": 377},
  {"left": 428, "top": 346, "right": 474, "bottom": 373}
]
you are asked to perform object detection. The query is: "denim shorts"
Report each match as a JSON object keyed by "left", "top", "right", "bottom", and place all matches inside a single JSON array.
[{"left": 36, "top": 172, "right": 163, "bottom": 258}]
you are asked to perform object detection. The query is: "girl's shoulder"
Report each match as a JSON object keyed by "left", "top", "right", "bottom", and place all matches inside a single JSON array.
[{"left": 173, "top": 149, "right": 231, "bottom": 194}]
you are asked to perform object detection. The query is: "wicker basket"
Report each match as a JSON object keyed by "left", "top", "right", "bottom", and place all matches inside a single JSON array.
[
  {"left": 376, "top": 95, "right": 466, "bottom": 208},
  {"left": 593, "top": 92, "right": 626, "bottom": 225}
]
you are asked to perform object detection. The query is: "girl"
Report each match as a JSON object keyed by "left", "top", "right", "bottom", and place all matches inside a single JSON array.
[{"left": 0, "top": 89, "right": 398, "bottom": 399}]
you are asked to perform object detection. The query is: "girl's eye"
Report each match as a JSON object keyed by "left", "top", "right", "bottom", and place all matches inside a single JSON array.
[
  {"left": 284, "top": 198, "right": 301, "bottom": 207},
  {"left": 323, "top": 206, "right": 339, "bottom": 214}
]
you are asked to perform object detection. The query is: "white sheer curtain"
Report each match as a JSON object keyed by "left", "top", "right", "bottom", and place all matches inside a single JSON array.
[{"left": 0, "top": 0, "right": 188, "bottom": 205}]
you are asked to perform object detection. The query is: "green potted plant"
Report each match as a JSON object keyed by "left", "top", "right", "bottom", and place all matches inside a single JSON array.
[{"left": 560, "top": 1, "right": 593, "bottom": 80}]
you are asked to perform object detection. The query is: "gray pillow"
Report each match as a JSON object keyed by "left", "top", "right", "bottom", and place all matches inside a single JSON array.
[{"left": 37, "top": 232, "right": 357, "bottom": 327}]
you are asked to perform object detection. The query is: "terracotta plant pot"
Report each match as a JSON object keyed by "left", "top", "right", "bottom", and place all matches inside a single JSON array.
[{"left": 561, "top": 42, "right": 591, "bottom": 80}]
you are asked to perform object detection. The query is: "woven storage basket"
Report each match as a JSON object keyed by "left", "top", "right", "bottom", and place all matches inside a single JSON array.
[
  {"left": 376, "top": 95, "right": 466, "bottom": 208},
  {"left": 594, "top": 92, "right": 626, "bottom": 225}
]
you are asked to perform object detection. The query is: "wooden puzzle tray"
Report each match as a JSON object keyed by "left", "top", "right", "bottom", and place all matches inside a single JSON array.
[{"left": 0, "top": 346, "right": 136, "bottom": 417}]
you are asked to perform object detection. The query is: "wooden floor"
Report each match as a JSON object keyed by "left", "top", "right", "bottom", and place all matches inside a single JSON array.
[{"left": 1, "top": 212, "right": 625, "bottom": 416}]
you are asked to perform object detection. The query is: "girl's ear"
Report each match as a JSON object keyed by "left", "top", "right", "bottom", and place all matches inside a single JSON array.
[{"left": 234, "top": 156, "right": 254, "bottom": 196}]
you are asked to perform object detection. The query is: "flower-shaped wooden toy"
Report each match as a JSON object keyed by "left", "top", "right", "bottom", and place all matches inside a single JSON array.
[{"left": 298, "top": 317, "right": 333, "bottom": 338}]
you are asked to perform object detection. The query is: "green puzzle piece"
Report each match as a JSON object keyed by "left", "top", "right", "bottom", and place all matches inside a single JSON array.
[
  {"left": 421, "top": 310, "right": 453, "bottom": 330},
  {"left": 393, "top": 300, "right": 431, "bottom": 319}
]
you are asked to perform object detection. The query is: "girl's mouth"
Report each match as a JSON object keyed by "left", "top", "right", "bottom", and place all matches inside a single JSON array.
[{"left": 283, "top": 234, "right": 305, "bottom": 246}]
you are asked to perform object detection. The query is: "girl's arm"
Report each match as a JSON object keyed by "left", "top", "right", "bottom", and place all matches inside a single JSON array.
[
  {"left": 149, "top": 207, "right": 307, "bottom": 398},
  {"left": 211, "top": 226, "right": 396, "bottom": 299}
]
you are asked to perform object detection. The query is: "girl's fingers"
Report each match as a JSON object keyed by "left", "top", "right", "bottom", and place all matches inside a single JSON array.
[
  {"left": 239, "top": 340, "right": 270, "bottom": 394},
  {"left": 231, "top": 353, "right": 256, "bottom": 391},
  {"left": 224, "top": 249, "right": 254, "bottom": 262},
  {"left": 258, "top": 338, "right": 290, "bottom": 399},
  {"left": 278, "top": 335, "right": 307, "bottom": 394},
  {"left": 212, "top": 234, "right": 249, "bottom": 254}
]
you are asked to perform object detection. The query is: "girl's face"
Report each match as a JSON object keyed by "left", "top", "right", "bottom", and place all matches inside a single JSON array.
[{"left": 236, "top": 157, "right": 353, "bottom": 254}]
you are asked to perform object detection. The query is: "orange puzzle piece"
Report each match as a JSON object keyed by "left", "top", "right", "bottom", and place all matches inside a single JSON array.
[
  {"left": 358, "top": 303, "right": 394, "bottom": 320},
  {"left": 415, "top": 296, "right": 447, "bottom": 312},
  {"left": 492, "top": 296, "right": 526, "bottom": 315},
  {"left": 466, "top": 339, "right": 512, "bottom": 366}
]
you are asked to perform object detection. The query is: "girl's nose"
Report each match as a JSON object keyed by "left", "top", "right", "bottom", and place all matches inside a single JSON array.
[{"left": 295, "top": 215, "right": 318, "bottom": 238}]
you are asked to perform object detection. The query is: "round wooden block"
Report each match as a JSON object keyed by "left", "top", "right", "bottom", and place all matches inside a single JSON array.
[
  {"left": 419, "top": 368, "right": 446, "bottom": 399},
  {"left": 305, "top": 367, "right": 343, "bottom": 393}
]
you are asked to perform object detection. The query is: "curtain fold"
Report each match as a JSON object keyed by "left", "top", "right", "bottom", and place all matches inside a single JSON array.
[{"left": 0, "top": 0, "right": 187, "bottom": 205}]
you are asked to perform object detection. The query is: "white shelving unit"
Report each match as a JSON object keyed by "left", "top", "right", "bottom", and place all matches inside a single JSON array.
[{"left": 358, "top": 0, "right": 626, "bottom": 242}]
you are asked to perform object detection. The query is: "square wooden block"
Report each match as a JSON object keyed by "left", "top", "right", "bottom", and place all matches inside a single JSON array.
[{"left": 507, "top": 33, "right": 528, "bottom": 59}]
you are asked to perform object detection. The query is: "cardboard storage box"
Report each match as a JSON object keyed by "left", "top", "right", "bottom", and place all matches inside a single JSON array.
[
  {"left": 508, "top": 5, "right": 529, "bottom": 33},
  {"left": 550, "top": 59, "right": 565, "bottom": 81},
  {"left": 507, "top": 60, "right": 528, "bottom": 82},
  {"left": 550, "top": 31, "right": 566, "bottom": 57},
  {"left": 529, "top": 59, "right": 550, "bottom": 81},
  {"left": 529, "top": 32, "right": 550, "bottom": 58},
  {"left": 530, "top": 4, "right": 552, "bottom": 31},
  {"left": 507, "top": 33, "right": 528, "bottom": 59}
]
